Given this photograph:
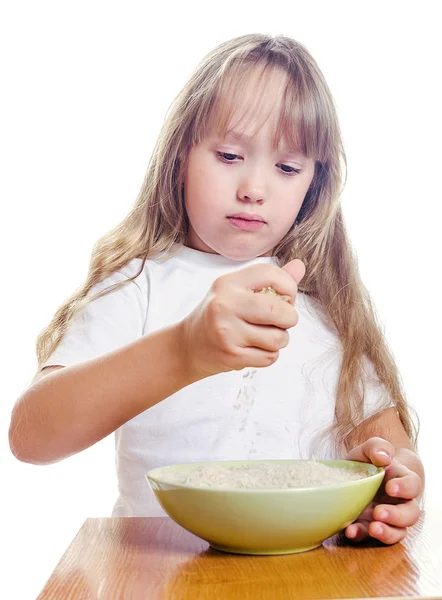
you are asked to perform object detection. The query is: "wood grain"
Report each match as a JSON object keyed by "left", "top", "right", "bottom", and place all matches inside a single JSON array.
[{"left": 38, "top": 511, "right": 442, "bottom": 599}]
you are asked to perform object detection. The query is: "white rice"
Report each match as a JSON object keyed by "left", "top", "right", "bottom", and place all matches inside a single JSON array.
[
  {"left": 256, "top": 286, "right": 291, "bottom": 303},
  {"left": 160, "top": 461, "right": 369, "bottom": 489}
]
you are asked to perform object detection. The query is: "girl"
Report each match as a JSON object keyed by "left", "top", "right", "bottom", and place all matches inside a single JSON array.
[{"left": 9, "top": 33, "right": 424, "bottom": 545}]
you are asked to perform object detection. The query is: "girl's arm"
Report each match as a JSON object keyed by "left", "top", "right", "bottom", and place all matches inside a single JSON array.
[
  {"left": 9, "top": 322, "right": 199, "bottom": 465},
  {"left": 10, "top": 260, "right": 304, "bottom": 466}
]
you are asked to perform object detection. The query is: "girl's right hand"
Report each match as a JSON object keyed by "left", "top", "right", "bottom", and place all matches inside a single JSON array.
[{"left": 180, "top": 259, "right": 306, "bottom": 379}]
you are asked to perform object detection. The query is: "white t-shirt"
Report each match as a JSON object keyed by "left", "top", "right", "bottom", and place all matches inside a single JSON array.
[{"left": 42, "top": 245, "right": 390, "bottom": 516}]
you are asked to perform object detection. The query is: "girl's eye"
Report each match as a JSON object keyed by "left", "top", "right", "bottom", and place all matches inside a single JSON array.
[
  {"left": 217, "top": 152, "right": 239, "bottom": 162},
  {"left": 216, "top": 152, "right": 301, "bottom": 176},
  {"left": 279, "top": 164, "right": 302, "bottom": 175}
]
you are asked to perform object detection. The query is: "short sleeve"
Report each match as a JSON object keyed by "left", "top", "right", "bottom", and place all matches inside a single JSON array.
[
  {"left": 362, "top": 356, "right": 396, "bottom": 420},
  {"left": 41, "top": 261, "right": 148, "bottom": 369}
]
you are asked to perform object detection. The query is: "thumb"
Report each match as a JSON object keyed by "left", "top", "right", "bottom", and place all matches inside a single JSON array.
[{"left": 282, "top": 259, "right": 306, "bottom": 285}]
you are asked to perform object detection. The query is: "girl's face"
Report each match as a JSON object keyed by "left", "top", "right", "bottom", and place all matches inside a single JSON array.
[{"left": 183, "top": 67, "right": 316, "bottom": 261}]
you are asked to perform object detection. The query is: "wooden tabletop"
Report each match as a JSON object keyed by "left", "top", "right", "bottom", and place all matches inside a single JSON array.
[{"left": 38, "top": 511, "right": 442, "bottom": 599}]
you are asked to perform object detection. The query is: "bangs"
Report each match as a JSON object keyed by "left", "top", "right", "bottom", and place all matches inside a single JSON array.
[{"left": 194, "top": 59, "right": 327, "bottom": 163}]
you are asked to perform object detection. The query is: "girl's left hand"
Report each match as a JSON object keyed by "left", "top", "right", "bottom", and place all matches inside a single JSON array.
[{"left": 344, "top": 437, "right": 422, "bottom": 544}]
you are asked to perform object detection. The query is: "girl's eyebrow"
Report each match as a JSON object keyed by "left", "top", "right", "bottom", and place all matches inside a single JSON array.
[
  {"left": 224, "top": 130, "right": 253, "bottom": 141},
  {"left": 213, "top": 130, "right": 253, "bottom": 144}
]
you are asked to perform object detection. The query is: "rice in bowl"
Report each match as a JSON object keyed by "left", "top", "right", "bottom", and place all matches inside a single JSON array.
[{"left": 158, "top": 460, "right": 370, "bottom": 490}]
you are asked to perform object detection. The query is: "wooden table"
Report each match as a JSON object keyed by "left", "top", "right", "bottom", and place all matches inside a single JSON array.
[{"left": 38, "top": 511, "right": 442, "bottom": 599}]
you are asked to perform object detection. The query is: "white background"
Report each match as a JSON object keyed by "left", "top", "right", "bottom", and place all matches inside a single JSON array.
[{"left": 1, "top": 1, "right": 441, "bottom": 598}]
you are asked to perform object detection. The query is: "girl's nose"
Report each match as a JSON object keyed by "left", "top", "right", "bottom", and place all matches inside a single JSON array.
[
  {"left": 237, "top": 183, "right": 265, "bottom": 205},
  {"left": 239, "top": 193, "right": 264, "bottom": 204}
]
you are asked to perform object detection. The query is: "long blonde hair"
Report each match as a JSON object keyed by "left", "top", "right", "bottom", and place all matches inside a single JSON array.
[{"left": 36, "top": 33, "right": 418, "bottom": 454}]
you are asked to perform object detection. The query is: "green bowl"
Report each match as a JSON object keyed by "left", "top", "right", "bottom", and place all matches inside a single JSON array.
[{"left": 146, "top": 459, "right": 384, "bottom": 555}]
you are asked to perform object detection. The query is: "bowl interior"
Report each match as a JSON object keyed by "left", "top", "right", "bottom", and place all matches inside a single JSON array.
[{"left": 147, "top": 458, "right": 383, "bottom": 492}]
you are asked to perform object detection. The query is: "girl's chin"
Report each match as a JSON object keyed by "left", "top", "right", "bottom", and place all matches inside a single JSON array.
[
  {"left": 185, "top": 235, "right": 274, "bottom": 261},
  {"left": 215, "top": 247, "right": 274, "bottom": 262}
]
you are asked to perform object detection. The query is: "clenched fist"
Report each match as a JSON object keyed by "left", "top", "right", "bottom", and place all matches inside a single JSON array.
[{"left": 180, "top": 259, "right": 305, "bottom": 379}]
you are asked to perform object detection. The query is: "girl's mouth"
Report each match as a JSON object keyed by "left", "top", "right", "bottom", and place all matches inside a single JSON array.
[
  {"left": 227, "top": 213, "right": 266, "bottom": 231},
  {"left": 227, "top": 217, "right": 266, "bottom": 231}
]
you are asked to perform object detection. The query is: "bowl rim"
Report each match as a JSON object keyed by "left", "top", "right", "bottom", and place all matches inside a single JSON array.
[{"left": 145, "top": 458, "right": 385, "bottom": 494}]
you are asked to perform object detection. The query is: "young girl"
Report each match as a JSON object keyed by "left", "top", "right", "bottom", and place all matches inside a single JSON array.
[{"left": 9, "top": 33, "right": 424, "bottom": 545}]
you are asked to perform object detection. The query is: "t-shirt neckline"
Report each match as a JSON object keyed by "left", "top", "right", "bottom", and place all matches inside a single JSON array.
[{"left": 174, "top": 244, "right": 277, "bottom": 268}]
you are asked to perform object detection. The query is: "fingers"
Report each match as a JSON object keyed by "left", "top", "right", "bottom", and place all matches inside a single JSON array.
[
  {"left": 345, "top": 514, "right": 410, "bottom": 545},
  {"left": 374, "top": 499, "right": 421, "bottom": 528},
  {"left": 346, "top": 520, "right": 408, "bottom": 545},
  {"left": 343, "top": 445, "right": 422, "bottom": 547},
  {"left": 345, "top": 521, "right": 370, "bottom": 542},
  {"left": 345, "top": 485, "right": 421, "bottom": 546},
  {"left": 236, "top": 263, "right": 303, "bottom": 303},
  {"left": 241, "top": 322, "right": 290, "bottom": 353},
  {"left": 281, "top": 259, "right": 306, "bottom": 285},
  {"left": 345, "top": 504, "right": 372, "bottom": 542},
  {"left": 346, "top": 437, "right": 396, "bottom": 467},
  {"left": 233, "top": 346, "right": 280, "bottom": 369},
  {"left": 215, "top": 262, "right": 304, "bottom": 331},
  {"left": 368, "top": 521, "right": 408, "bottom": 545},
  {"left": 346, "top": 440, "right": 423, "bottom": 502},
  {"left": 383, "top": 460, "right": 423, "bottom": 500},
  {"left": 241, "top": 294, "right": 300, "bottom": 329}
]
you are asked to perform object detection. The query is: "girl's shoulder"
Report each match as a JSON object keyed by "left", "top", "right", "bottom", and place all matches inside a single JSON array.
[
  {"left": 111, "top": 256, "right": 165, "bottom": 293},
  {"left": 111, "top": 251, "right": 184, "bottom": 293},
  {"left": 86, "top": 258, "right": 151, "bottom": 301},
  {"left": 116, "top": 257, "right": 148, "bottom": 284}
]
